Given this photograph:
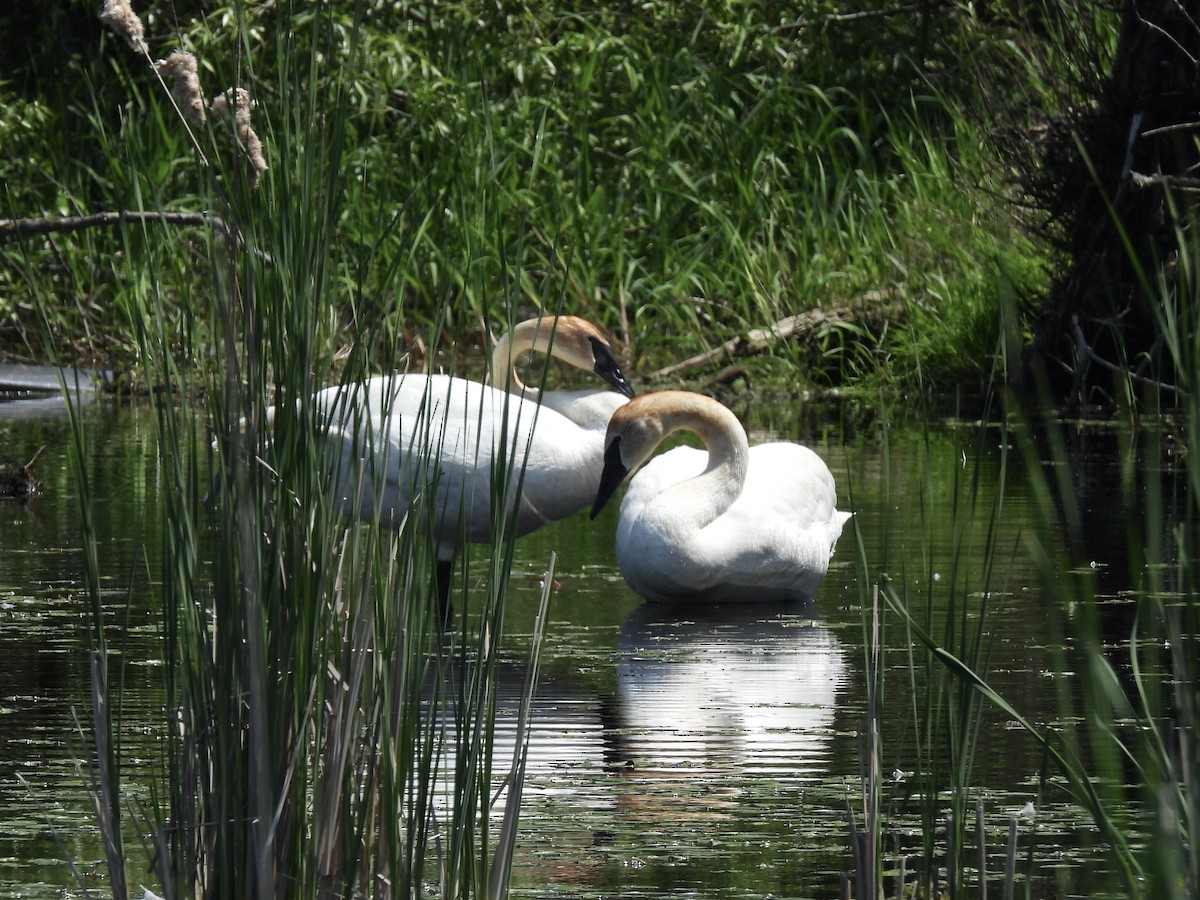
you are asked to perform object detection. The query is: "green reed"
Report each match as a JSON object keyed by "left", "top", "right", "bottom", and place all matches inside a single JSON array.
[
  {"left": 28, "top": 3, "right": 565, "bottom": 896},
  {"left": 847, "top": 389, "right": 1015, "bottom": 897},
  {"left": 850, "top": 205, "right": 1200, "bottom": 897},
  {"left": 978, "top": 198, "right": 1200, "bottom": 899}
]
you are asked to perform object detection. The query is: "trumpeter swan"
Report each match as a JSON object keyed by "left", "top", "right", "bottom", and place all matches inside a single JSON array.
[
  {"left": 589, "top": 391, "right": 850, "bottom": 603},
  {"left": 313, "top": 316, "right": 634, "bottom": 594}
]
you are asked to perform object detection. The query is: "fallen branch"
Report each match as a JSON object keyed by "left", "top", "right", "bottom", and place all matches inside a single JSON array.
[
  {"left": 0, "top": 210, "right": 273, "bottom": 264},
  {"left": 2, "top": 210, "right": 223, "bottom": 241},
  {"left": 1129, "top": 170, "right": 1200, "bottom": 192},
  {"left": 645, "top": 295, "right": 897, "bottom": 382},
  {"left": 773, "top": 1, "right": 953, "bottom": 35},
  {"left": 1069, "top": 315, "right": 1185, "bottom": 400}
]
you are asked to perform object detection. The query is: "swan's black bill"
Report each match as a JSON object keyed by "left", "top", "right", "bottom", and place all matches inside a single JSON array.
[
  {"left": 590, "top": 436, "right": 629, "bottom": 518},
  {"left": 589, "top": 337, "right": 636, "bottom": 398}
]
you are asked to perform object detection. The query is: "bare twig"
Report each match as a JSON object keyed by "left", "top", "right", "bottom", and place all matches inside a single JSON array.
[
  {"left": 1134, "top": 2, "right": 1200, "bottom": 66},
  {"left": 1141, "top": 119, "right": 1200, "bottom": 138},
  {"left": 0, "top": 211, "right": 274, "bottom": 264},
  {"left": 0, "top": 444, "right": 49, "bottom": 497},
  {"left": 1071, "top": 315, "right": 1186, "bottom": 397},
  {"left": 649, "top": 334, "right": 743, "bottom": 380},
  {"left": 774, "top": 1, "right": 953, "bottom": 35},
  {"left": 1130, "top": 170, "right": 1200, "bottom": 192},
  {"left": 2, "top": 210, "right": 222, "bottom": 241}
]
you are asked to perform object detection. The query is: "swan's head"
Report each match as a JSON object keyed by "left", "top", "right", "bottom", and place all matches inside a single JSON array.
[
  {"left": 498, "top": 316, "right": 636, "bottom": 399},
  {"left": 588, "top": 334, "right": 637, "bottom": 399},
  {"left": 549, "top": 316, "right": 636, "bottom": 399},
  {"left": 590, "top": 391, "right": 744, "bottom": 519},
  {"left": 589, "top": 396, "right": 667, "bottom": 518}
]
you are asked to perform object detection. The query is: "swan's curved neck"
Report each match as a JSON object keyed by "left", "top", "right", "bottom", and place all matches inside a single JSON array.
[
  {"left": 660, "top": 399, "right": 749, "bottom": 526},
  {"left": 488, "top": 319, "right": 555, "bottom": 396}
]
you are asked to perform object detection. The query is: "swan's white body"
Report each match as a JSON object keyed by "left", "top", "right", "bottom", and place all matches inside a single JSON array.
[
  {"left": 312, "top": 316, "right": 634, "bottom": 562},
  {"left": 591, "top": 391, "right": 850, "bottom": 603}
]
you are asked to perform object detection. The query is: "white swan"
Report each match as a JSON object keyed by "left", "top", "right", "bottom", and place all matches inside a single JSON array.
[
  {"left": 312, "top": 316, "right": 635, "bottom": 590},
  {"left": 589, "top": 391, "right": 850, "bottom": 603}
]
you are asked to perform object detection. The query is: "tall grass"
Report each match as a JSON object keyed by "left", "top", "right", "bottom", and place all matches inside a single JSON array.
[
  {"left": 28, "top": 3, "right": 568, "bottom": 897},
  {"left": 846, "top": 391, "right": 1017, "bottom": 897},
  {"left": 3, "top": 1, "right": 1057, "bottom": 394},
  {"left": 850, "top": 211, "right": 1200, "bottom": 897},
  {"left": 979, "top": 202, "right": 1200, "bottom": 899}
]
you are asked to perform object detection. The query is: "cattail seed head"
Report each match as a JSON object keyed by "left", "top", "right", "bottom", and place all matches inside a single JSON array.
[
  {"left": 99, "top": 0, "right": 148, "bottom": 56},
  {"left": 211, "top": 88, "right": 268, "bottom": 187},
  {"left": 155, "top": 51, "right": 206, "bottom": 126}
]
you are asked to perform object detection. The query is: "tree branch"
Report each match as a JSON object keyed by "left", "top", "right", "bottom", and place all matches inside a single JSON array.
[
  {"left": 0, "top": 210, "right": 273, "bottom": 263},
  {"left": 1, "top": 210, "right": 225, "bottom": 241},
  {"left": 645, "top": 296, "right": 898, "bottom": 382},
  {"left": 1130, "top": 170, "right": 1200, "bottom": 192},
  {"left": 1071, "top": 315, "right": 1185, "bottom": 398},
  {"left": 773, "top": 2, "right": 953, "bottom": 36},
  {"left": 0, "top": 444, "right": 48, "bottom": 498}
]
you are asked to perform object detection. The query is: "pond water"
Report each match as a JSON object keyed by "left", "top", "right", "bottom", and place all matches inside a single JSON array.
[{"left": 0, "top": 391, "right": 1151, "bottom": 898}]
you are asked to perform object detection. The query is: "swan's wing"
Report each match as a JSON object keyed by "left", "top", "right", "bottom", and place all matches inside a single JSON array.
[
  {"left": 742, "top": 443, "right": 844, "bottom": 532},
  {"left": 617, "top": 442, "right": 849, "bottom": 602},
  {"left": 310, "top": 374, "right": 631, "bottom": 546},
  {"left": 497, "top": 398, "right": 622, "bottom": 534},
  {"left": 702, "top": 443, "right": 849, "bottom": 588},
  {"left": 310, "top": 375, "right": 450, "bottom": 528},
  {"left": 310, "top": 375, "right": 516, "bottom": 535}
]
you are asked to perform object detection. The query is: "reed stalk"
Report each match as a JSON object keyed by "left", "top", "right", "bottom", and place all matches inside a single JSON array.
[
  {"left": 28, "top": 3, "right": 561, "bottom": 897},
  {"left": 849, "top": 384, "right": 1012, "bottom": 897}
]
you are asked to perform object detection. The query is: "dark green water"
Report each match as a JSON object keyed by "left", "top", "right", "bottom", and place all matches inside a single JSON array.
[{"left": 0, "top": 394, "right": 1140, "bottom": 898}]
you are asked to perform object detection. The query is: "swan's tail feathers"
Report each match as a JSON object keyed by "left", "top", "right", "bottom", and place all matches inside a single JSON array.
[{"left": 831, "top": 509, "right": 853, "bottom": 547}]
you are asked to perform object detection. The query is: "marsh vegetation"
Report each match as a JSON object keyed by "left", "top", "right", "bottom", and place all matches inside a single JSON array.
[{"left": 1, "top": 1, "right": 1198, "bottom": 898}]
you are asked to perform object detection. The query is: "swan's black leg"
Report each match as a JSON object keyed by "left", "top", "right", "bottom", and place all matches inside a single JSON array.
[{"left": 436, "top": 557, "right": 454, "bottom": 625}]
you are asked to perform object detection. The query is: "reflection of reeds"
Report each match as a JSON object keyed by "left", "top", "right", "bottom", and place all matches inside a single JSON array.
[
  {"left": 850, "top": 217, "right": 1200, "bottom": 896},
  {"left": 846, "top": 398, "right": 1070, "bottom": 897},
  {"left": 995, "top": 210, "right": 1200, "bottom": 898}
]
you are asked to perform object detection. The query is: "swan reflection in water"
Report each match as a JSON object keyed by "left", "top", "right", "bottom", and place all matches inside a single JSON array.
[
  {"left": 600, "top": 601, "right": 848, "bottom": 821},
  {"left": 412, "top": 599, "right": 848, "bottom": 887},
  {"left": 449, "top": 601, "right": 847, "bottom": 794}
]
